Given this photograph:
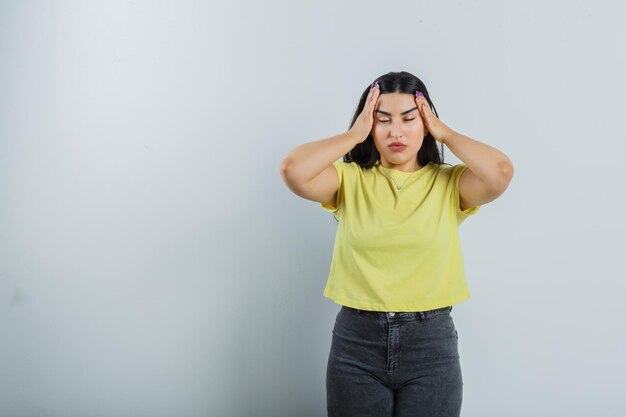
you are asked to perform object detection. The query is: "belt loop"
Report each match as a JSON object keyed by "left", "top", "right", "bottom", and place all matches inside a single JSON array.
[
  {"left": 418, "top": 311, "right": 425, "bottom": 320},
  {"left": 449, "top": 306, "right": 453, "bottom": 311}
]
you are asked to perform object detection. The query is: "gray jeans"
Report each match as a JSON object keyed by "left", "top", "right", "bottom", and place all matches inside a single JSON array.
[{"left": 326, "top": 305, "right": 462, "bottom": 417}]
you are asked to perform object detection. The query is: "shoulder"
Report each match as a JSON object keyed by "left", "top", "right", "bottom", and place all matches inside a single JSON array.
[
  {"left": 332, "top": 160, "right": 369, "bottom": 177},
  {"left": 333, "top": 160, "right": 361, "bottom": 169},
  {"left": 433, "top": 162, "right": 467, "bottom": 179}
]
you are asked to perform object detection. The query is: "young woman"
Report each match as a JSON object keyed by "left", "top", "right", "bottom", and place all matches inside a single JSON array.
[{"left": 279, "top": 71, "right": 513, "bottom": 417}]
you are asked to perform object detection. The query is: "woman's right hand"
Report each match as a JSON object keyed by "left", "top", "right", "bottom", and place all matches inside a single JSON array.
[{"left": 348, "top": 82, "right": 380, "bottom": 143}]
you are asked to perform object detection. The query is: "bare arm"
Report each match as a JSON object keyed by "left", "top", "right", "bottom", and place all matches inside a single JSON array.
[
  {"left": 279, "top": 131, "right": 360, "bottom": 186},
  {"left": 279, "top": 82, "right": 379, "bottom": 203},
  {"left": 278, "top": 131, "right": 360, "bottom": 205}
]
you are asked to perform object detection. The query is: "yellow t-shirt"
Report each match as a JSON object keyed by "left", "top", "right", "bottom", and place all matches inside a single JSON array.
[{"left": 320, "top": 159, "right": 480, "bottom": 312}]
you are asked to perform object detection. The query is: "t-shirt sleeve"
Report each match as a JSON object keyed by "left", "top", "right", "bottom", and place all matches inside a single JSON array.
[
  {"left": 450, "top": 163, "right": 481, "bottom": 220},
  {"left": 320, "top": 160, "right": 344, "bottom": 217}
]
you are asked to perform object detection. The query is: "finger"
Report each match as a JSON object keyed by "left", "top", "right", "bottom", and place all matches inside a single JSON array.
[
  {"left": 414, "top": 92, "right": 423, "bottom": 112},
  {"left": 366, "top": 85, "right": 378, "bottom": 112},
  {"left": 418, "top": 93, "right": 429, "bottom": 112},
  {"left": 369, "top": 83, "right": 379, "bottom": 103},
  {"left": 364, "top": 90, "right": 372, "bottom": 114},
  {"left": 368, "top": 81, "right": 377, "bottom": 96},
  {"left": 371, "top": 86, "right": 380, "bottom": 107},
  {"left": 414, "top": 93, "right": 424, "bottom": 116},
  {"left": 414, "top": 91, "right": 423, "bottom": 106},
  {"left": 369, "top": 89, "right": 380, "bottom": 117},
  {"left": 414, "top": 93, "right": 427, "bottom": 128}
]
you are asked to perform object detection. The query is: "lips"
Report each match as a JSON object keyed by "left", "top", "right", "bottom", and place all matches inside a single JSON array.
[{"left": 388, "top": 142, "right": 407, "bottom": 151}]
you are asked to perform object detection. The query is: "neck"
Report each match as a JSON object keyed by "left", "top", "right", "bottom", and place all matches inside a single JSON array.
[{"left": 379, "top": 160, "right": 421, "bottom": 173}]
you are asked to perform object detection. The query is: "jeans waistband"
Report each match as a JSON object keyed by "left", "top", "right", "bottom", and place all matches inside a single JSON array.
[{"left": 344, "top": 305, "right": 452, "bottom": 320}]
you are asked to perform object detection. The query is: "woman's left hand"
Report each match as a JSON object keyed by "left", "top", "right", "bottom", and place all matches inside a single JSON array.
[{"left": 415, "top": 92, "right": 453, "bottom": 144}]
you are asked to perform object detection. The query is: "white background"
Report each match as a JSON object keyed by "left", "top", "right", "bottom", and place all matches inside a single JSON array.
[{"left": 1, "top": 1, "right": 625, "bottom": 416}]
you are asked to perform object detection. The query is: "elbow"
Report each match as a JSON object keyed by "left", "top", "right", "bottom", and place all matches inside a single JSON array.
[
  {"left": 279, "top": 157, "right": 300, "bottom": 187},
  {"left": 279, "top": 156, "right": 292, "bottom": 173},
  {"left": 494, "top": 159, "right": 514, "bottom": 192},
  {"left": 279, "top": 158, "right": 291, "bottom": 184},
  {"left": 499, "top": 159, "right": 514, "bottom": 181}
]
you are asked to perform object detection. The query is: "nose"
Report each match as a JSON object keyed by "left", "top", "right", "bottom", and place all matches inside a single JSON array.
[{"left": 390, "top": 121, "right": 403, "bottom": 138}]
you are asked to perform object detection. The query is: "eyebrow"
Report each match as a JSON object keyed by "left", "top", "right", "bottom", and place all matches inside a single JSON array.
[{"left": 375, "top": 107, "right": 418, "bottom": 116}]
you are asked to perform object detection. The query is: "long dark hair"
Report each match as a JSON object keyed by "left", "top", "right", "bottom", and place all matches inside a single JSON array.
[{"left": 344, "top": 71, "right": 446, "bottom": 167}]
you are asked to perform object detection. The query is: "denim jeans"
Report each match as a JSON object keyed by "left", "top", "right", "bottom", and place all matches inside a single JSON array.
[{"left": 326, "top": 305, "right": 462, "bottom": 417}]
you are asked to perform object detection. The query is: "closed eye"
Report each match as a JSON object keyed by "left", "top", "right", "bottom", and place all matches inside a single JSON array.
[{"left": 378, "top": 118, "right": 416, "bottom": 123}]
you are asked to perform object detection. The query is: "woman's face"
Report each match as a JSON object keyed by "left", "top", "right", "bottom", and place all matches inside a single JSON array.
[{"left": 372, "top": 92, "right": 427, "bottom": 172}]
